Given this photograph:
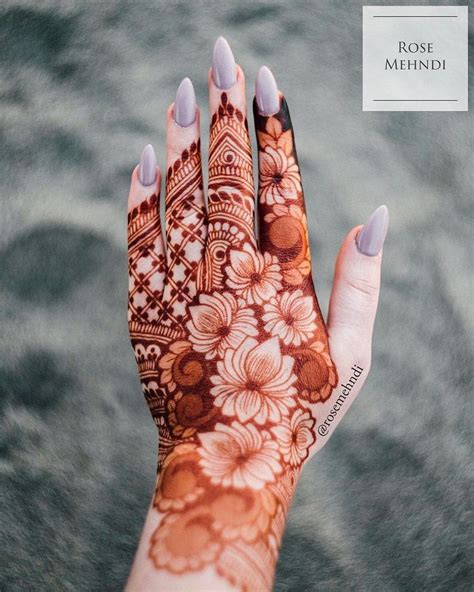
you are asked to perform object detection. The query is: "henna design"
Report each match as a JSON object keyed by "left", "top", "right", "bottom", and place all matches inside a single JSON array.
[
  {"left": 254, "top": 97, "right": 313, "bottom": 287},
  {"left": 201, "top": 94, "right": 256, "bottom": 292},
  {"left": 128, "top": 194, "right": 166, "bottom": 325},
  {"left": 161, "top": 140, "right": 206, "bottom": 326},
  {"left": 128, "top": 94, "right": 338, "bottom": 590}
]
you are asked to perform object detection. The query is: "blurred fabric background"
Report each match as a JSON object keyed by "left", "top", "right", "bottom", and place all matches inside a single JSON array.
[{"left": 1, "top": 1, "right": 472, "bottom": 590}]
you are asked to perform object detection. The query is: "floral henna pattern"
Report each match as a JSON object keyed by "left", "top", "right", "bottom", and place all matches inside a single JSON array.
[{"left": 128, "top": 94, "right": 338, "bottom": 590}]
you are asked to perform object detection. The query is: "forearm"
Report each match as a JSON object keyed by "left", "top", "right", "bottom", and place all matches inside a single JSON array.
[{"left": 125, "top": 455, "right": 299, "bottom": 591}]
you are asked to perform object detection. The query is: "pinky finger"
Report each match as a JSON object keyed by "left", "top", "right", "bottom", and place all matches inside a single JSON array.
[{"left": 128, "top": 145, "right": 166, "bottom": 328}]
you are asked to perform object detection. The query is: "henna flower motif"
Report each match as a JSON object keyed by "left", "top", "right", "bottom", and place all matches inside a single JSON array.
[
  {"left": 295, "top": 341, "right": 338, "bottom": 403},
  {"left": 209, "top": 487, "right": 277, "bottom": 543},
  {"left": 262, "top": 289, "right": 316, "bottom": 346},
  {"left": 159, "top": 341, "right": 204, "bottom": 392},
  {"left": 154, "top": 443, "right": 205, "bottom": 511},
  {"left": 187, "top": 292, "right": 258, "bottom": 360},
  {"left": 225, "top": 244, "right": 282, "bottom": 305},
  {"left": 264, "top": 204, "right": 311, "bottom": 286},
  {"left": 198, "top": 422, "right": 282, "bottom": 489},
  {"left": 210, "top": 337, "right": 297, "bottom": 424},
  {"left": 258, "top": 118, "right": 293, "bottom": 153},
  {"left": 259, "top": 146, "right": 301, "bottom": 205},
  {"left": 150, "top": 507, "right": 221, "bottom": 573},
  {"left": 167, "top": 390, "right": 218, "bottom": 438},
  {"left": 271, "top": 408, "right": 315, "bottom": 467}
]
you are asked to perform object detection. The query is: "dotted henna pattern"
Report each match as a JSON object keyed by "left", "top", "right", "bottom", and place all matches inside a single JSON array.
[{"left": 128, "top": 93, "right": 338, "bottom": 590}]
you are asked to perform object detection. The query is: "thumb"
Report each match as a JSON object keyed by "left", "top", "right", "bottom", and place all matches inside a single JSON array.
[{"left": 327, "top": 205, "right": 389, "bottom": 378}]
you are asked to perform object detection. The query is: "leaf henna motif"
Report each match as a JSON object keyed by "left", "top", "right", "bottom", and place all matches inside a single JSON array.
[{"left": 128, "top": 94, "right": 338, "bottom": 590}]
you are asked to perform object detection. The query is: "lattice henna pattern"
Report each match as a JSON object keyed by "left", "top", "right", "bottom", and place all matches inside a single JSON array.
[
  {"left": 128, "top": 93, "right": 338, "bottom": 591},
  {"left": 128, "top": 194, "right": 167, "bottom": 325}
]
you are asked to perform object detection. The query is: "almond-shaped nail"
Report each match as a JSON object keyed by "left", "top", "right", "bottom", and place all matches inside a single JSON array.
[
  {"left": 174, "top": 77, "right": 196, "bottom": 127},
  {"left": 138, "top": 144, "right": 157, "bottom": 186},
  {"left": 356, "top": 205, "right": 389, "bottom": 256},
  {"left": 212, "top": 36, "right": 236, "bottom": 89},
  {"left": 255, "top": 66, "right": 280, "bottom": 116}
]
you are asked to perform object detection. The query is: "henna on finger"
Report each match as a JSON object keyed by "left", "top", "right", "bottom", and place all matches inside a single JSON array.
[
  {"left": 204, "top": 63, "right": 258, "bottom": 294},
  {"left": 254, "top": 94, "right": 312, "bottom": 288},
  {"left": 162, "top": 141, "right": 206, "bottom": 326},
  {"left": 128, "top": 147, "right": 166, "bottom": 328}
]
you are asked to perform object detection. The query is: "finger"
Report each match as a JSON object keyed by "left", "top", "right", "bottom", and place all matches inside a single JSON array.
[
  {"left": 163, "top": 78, "right": 206, "bottom": 325},
  {"left": 253, "top": 66, "right": 311, "bottom": 289},
  {"left": 207, "top": 37, "right": 256, "bottom": 263},
  {"left": 313, "top": 206, "right": 388, "bottom": 449},
  {"left": 128, "top": 145, "right": 165, "bottom": 327},
  {"left": 328, "top": 206, "right": 389, "bottom": 350}
]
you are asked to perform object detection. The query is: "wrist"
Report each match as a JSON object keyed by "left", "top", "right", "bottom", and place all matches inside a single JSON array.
[{"left": 149, "top": 441, "right": 301, "bottom": 588}]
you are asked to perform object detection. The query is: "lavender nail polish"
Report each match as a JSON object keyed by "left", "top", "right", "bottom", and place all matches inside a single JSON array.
[
  {"left": 174, "top": 77, "right": 196, "bottom": 127},
  {"left": 255, "top": 66, "right": 280, "bottom": 116},
  {"left": 138, "top": 144, "right": 157, "bottom": 186},
  {"left": 212, "top": 36, "right": 236, "bottom": 89},
  {"left": 356, "top": 205, "right": 389, "bottom": 256}
]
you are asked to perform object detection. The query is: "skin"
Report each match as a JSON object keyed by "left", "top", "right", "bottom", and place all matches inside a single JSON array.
[{"left": 125, "top": 58, "right": 385, "bottom": 592}]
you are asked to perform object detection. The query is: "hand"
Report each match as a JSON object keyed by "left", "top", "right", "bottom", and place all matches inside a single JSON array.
[{"left": 126, "top": 37, "right": 388, "bottom": 592}]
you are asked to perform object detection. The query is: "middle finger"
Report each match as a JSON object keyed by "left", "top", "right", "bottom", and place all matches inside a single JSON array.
[{"left": 206, "top": 38, "right": 256, "bottom": 291}]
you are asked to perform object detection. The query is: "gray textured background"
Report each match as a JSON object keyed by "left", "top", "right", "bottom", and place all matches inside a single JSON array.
[{"left": 1, "top": 1, "right": 473, "bottom": 590}]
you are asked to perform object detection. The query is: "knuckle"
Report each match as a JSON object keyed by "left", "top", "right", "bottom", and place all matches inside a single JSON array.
[{"left": 346, "top": 275, "right": 379, "bottom": 300}]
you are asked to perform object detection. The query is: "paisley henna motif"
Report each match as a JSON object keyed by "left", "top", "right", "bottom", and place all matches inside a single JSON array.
[{"left": 128, "top": 94, "right": 338, "bottom": 590}]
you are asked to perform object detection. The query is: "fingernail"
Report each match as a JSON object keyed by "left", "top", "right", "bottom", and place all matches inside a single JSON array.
[
  {"left": 174, "top": 77, "right": 196, "bottom": 127},
  {"left": 356, "top": 205, "right": 389, "bottom": 256},
  {"left": 212, "top": 36, "right": 236, "bottom": 89},
  {"left": 255, "top": 66, "right": 280, "bottom": 116},
  {"left": 138, "top": 144, "right": 157, "bottom": 186}
]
